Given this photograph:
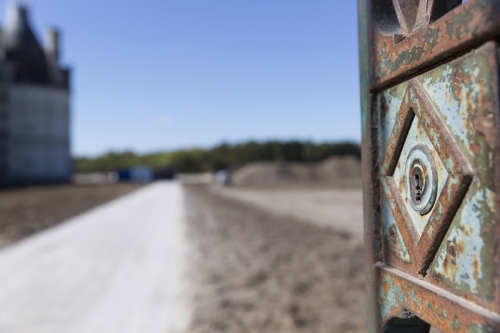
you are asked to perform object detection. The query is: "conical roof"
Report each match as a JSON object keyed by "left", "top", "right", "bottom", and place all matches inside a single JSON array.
[{"left": 3, "top": 3, "right": 49, "bottom": 83}]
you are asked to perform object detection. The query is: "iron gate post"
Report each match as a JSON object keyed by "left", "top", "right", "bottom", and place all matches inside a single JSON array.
[{"left": 359, "top": 0, "right": 500, "bottom": 332}]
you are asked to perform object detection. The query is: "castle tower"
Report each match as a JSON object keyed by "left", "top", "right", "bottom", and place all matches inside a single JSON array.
[{"left": 0, "top": 3, "right": 71, "bottom": 186}]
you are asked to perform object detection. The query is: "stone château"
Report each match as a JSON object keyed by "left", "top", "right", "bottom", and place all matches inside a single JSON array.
[{"left": 0, "top": 3, "right": 71, "bottom": 186}]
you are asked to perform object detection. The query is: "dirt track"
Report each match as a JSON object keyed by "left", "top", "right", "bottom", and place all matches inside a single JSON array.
[
  {"left": 210, "top": 186, "right": 364, "bottom": 243},
  {"left": 184, "top": 185, "right": 366, "bottom": 333}
]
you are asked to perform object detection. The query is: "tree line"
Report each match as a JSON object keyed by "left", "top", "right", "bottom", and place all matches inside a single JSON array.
[{"left": 74, "top": 140, "right": 361, "bottom": 173}]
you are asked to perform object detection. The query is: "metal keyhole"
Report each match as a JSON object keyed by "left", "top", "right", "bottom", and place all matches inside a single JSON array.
[
  {"left": 414, "top": 173, "right": 421, "bottom": 203},
  {"left": 410, "top": 164, "right": 425, "bottom": 206},
  {"left": 407, "top": 145, "right": 438, "bottom": 215}
]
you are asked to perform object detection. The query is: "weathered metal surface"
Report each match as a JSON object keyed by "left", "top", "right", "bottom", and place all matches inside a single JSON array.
[
  {"left": 358, "top": 0, "right": 383, "bottom": 330},
  {"left": 378, "top": 263, "right": 500, "bottom": 332},
  {"left": 380, "top": 77, "right": 474, "bottom": 277},
  {"left": 359, "top": 0, "right": 500, "bottom": 332},
  {"left": 392, "top": 114, "right": 446, "bottom": 232},
  {"left": 425, "top": 43, "right": 500, "bottom": 312},
  {"left": 370, "top": 0, "right": 500, "bottom": 91}
]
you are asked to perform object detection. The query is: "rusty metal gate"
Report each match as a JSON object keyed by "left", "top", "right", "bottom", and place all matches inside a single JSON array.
[{"left": 358, "top": 0, "right": 500, "bottom": 332}]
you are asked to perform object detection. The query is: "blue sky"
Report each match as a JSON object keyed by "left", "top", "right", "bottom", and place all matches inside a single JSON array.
[{"left": 3, "top": 0, "right": 360, "bottom": 157}]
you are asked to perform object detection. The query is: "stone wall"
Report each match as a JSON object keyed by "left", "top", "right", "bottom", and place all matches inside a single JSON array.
[{"left": 4, "top": 84, "right": 70, "bottom": 185}]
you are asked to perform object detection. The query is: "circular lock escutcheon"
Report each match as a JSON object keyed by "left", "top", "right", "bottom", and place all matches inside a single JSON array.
[{"left": 405, "top": 144, "right": 438, "bottom": 215}]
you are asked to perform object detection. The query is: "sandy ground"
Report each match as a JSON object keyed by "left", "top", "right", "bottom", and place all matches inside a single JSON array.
[
  {"left": 0, "top": 183, "right": 143, "bottom": 247},
  {"left": 185, "top": 185, "right": 366, "bottom": 333},
  {"left": 205, "top": 186, "right": 444, "bottom": 333},
  {"left": 210, "top": 186, "right": 364, "bottom": 243}
]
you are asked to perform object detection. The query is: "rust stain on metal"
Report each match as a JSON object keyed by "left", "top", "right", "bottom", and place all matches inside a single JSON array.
[
  {"left": 389, "top": 226, "right": 397, "bottom": 244},
  {"left": 360, "top": 0, "right": 500, "bottom": 331},
  {"left": 422, "top": 43, "right": 500, "bottom": 313},
  {"left": 378, "top": 264, "right": 500, "bottom": 332},
  {"left": 380, "top": 78, "right": 473, "bottom": 277},
  {"left": 369, "top": 0, "right": 500, "bottom": 91}
]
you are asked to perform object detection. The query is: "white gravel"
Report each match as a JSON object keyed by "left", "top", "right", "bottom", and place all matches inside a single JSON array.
[{"left": 0, "top": 182, "right": 190, "bottom": 333}]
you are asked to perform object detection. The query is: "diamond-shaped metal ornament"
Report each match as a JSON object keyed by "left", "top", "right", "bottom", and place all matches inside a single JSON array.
[{"left": 381, "top": 80, "right": 473, "bottom": 275}]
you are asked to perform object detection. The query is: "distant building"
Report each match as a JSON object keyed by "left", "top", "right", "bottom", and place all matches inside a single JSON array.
[{"left": 0, "top": 3, "right": 71, "bottom": 186}]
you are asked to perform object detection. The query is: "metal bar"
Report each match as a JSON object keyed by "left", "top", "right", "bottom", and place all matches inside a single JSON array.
[
  {"left": 378, "top": 263, "right": 500, "bottom": 332},
  {"left": 370, "top": 0, "right": 500, "bottom": 91}
]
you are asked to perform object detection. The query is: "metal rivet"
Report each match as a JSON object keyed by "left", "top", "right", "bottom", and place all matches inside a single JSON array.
[{"left": 448, "top": 243, "right": 456, "bottom": 260}]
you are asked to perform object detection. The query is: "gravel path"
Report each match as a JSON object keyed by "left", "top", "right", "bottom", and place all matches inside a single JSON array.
[
  {"left": 0, "top": 183, "right": 189, "bottom": 333},
  {"left": 184, "top": 185, "right": 366, "bottom": 333}
]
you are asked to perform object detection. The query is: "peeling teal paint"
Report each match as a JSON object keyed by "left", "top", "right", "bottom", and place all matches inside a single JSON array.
[
  {"left": 380, "top": 276, "right": 407, "bottom": 319},
  {"left": 367, "top": 1, "right": 500, "bottom": 331},
  {"left": 409, "top": 289, "right": 420, "bottom": 309},
  {"left": 467, "top": 322, "right": 495, "bottom": 333},
  {"left": 378, "top": 84, "right": 408, "bottom": 166},
  {"left": 445, "top": 8, "right": 473, "bottom": 40},
  {"left": 433, "top": 186, "right": 495, "bottom": 294},
  {"left": 421, "top": 47, "right": 495, "bottom": 161},
  {"left": 382, "top": 194, "right": 411, "bottom": 262},
  {"left": 451, "top": 314, "right": 461, "bottom": 331},
  {"left": 377, "top": 43, "right": 498, "bottom": 302},
  {"left": 377, "top": 28, "right": 440, "bottom": 77}
]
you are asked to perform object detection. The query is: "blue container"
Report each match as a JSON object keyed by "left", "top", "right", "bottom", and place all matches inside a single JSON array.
[{"left": 117, "top": 169, "right": 131, "bottom": 181}]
